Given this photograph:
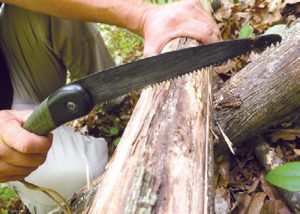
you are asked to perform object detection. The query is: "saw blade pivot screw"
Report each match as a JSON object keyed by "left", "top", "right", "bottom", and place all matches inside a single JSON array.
[{"left": 66, "top": 101, "right": 77, "bottom": 112}]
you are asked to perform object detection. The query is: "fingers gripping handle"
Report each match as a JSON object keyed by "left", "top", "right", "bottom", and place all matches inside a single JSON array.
[
  {"left": 23, "top": 84, "right": 93, "bottom": 136},
  {"left": 23, "top": 99, "right": 56, "bottom": 135}
]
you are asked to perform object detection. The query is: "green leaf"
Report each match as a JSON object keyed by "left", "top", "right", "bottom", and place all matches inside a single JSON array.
[
  {"left": 264, "top": 24, "right": 287, "bottom": 35},
  {"left": 265, "top": 162, "right": 300, "bottom": 192},
  {"left": 238, "top": 22, "right": 253, "bottom": 39},
  {"left": 110, "top": 127, "right": 120, "bottom": 136},
  {"left": 113, "top": 137, "right": 121, "bottom": 147}
]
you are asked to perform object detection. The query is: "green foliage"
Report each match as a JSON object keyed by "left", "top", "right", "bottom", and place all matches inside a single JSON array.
[
  {"left": 92, "top": 24, "right": 143, "bottom": 150},
  {"left": 110, "top": 127, "right": 120, "bottom": 136},
  {"left": 238, "top": 22, "right": 253, "bottom": 39},
  {"left": 98, "top": 24, "right": 143, "bottom": 64},
  {"left": 265, "top": 162, "right": 300, "bottom": 192},
  {"left": 148, "top": 0, "right": 172, "bottom": 4},
  {"left": 0, "top": 184, "right": 17, "bottom": 200},
  {"left": 113, "top": 137, "right": 121, "bottom": 147},
  {"left": 0, "top": 184, "right": 20, "bottom": 213}
]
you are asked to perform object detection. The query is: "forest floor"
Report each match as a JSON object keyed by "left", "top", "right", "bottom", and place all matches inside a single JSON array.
[{"left": 1, "top": 0, "right": 299, "bottom": 213}]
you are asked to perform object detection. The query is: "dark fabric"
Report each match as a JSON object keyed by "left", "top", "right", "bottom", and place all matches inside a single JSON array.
[
  {"left": 0, "top": 48, "right": 12, "bottom": 110},
  {"left": 0, "top": 3, "right": 13, "bottom": 110}
]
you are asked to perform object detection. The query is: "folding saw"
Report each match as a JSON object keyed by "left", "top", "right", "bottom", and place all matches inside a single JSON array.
[{"left": 23, "top": 34, "right": 281, "bottom": 135}]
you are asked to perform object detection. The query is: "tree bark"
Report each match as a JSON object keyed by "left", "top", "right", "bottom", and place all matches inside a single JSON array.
[
  {"left": 82, "top": 39, "right": 214, "bottom": 213},
  {"left": 214, "top": 20, "right": 300, "bottom": 148},
  {"left": 69, "top": 2, "right": 215, "bottom": 213}
]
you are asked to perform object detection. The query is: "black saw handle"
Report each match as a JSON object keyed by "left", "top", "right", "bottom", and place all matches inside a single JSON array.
[{"left": 23, "top": 84, "right": 93, "bottom": 135}]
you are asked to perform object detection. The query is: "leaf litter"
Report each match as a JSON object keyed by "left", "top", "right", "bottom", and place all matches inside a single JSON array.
[
  {"left": 3, "top": 0, "right": 300, "bottom": 212},
  {"left": 214, "top": 0, "right": 299, "bottom": 213}
]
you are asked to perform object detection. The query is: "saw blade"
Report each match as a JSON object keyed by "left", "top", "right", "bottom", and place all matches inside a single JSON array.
[{"left": 74, "top": 34, "right": 281, "bottom": 105}]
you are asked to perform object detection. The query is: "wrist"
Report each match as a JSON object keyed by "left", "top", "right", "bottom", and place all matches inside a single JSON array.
[
  {"left": 133, "top": 2, "right": 158, "bottom": 37},
  {"left": 100, "top": 1, "right": 158, "bottom": 37}
]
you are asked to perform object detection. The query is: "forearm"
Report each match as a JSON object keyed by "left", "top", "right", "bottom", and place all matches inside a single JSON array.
[
  {"left": 3, "top": 0, "right": 221, "bottom": 56},
  {"left": 2, "top": 0, "right": 156, "bottom": 35}
]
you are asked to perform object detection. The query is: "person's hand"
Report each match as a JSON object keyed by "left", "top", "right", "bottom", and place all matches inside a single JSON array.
[
  {"left": 141, "top": 0, "right": 221, "bottom": 56},
  {"left": 0, "top": 110, "right": 52, "bottom": 182}
]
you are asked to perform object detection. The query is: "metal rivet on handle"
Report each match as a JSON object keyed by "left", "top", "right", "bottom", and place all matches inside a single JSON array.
[{"left": 66, "top": 101, "right": 77, "bottom": 112}]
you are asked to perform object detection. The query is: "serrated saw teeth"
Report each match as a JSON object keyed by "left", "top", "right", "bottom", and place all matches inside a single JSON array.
[
  {"left": 252, "top": 34, "right": 282, "bottom": 51},
  {"left": 77, "top": 34, "right": 282, "bottom": 106}
]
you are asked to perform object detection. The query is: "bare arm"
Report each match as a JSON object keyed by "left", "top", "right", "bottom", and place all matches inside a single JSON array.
[
  {"left": 2, "top": 0, "right": 221, "bottom": 56},
  {"left": 2, "top": 0, "right": 149, "bottom": 36}
]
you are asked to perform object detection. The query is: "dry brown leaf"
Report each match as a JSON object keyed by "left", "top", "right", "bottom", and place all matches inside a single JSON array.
[
  {"left": 247, "top": 177, "right": 260, "bottom": 193},
  {"left": 293, "top": 149, "right": 300, "bottom": 157},
  {"left": 268, "top": 0, "right": 283, "bottom": 13},
  {"left": 268, "top": 129, "right": 300, "bottom": 143},
  {"left": 260, "top": 200, "right": 292, "bottom": 214},
  {"left": 218, "top": 155, "right": 231, "bottom": 186},
  {"left": 233, "top": 193, "right": 252, "bottom": 214},
  {"left": 247, "top": 192, "right": 267, "bottom": 214},
  {"left": 214, "top": 59, "right": 239, "bottom": 76},
  {"left": 284, "top": 0, "right": 300, "bottom": 3},
  {"left": 275, "top": 145, "right": 284, "bottom": 159},
  {"left": 260, "top": 173, "right": 281, "bottom": 200},
  {"left": 281, "top": 1, "right": 300, "bottom": 18},
  {"left": 214, "top": 0, "right": 235, "bottom": 21}
]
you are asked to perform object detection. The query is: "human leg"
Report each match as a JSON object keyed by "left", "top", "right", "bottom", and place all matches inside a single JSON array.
[{"left": 0, "top": 4, "right": 114, "bottom": 213}]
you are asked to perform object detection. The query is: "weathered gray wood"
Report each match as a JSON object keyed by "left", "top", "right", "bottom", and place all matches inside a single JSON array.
[
  {"left": 85, "top": 37, "right": 214, "bottom": 213},
  {"left": 67, "top": 0, "right": 215, "bottom": 212},
  {"left": 214, "top": 20, "right": 300, "bottom": 147},
  {"left": 78, "top": 0, "right": 215, "bottom": 212}
]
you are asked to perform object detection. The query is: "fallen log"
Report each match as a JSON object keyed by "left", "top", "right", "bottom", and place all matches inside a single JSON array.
[
  {"left": 84, "top": 41, "right": 214, "bottom": 213},
  {"left": 68, "top": 1, "right": 216, "bottom": 213},
  {"left": 67, "top": 0, "right": 214, "bottom": 214},
  {"left": 214, "top": 20, "right": 300, "bottom": 148}
]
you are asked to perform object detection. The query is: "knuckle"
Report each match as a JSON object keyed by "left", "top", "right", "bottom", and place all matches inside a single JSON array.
[
  {"left": 18, "top": 140, "right": 33, "bottom": 153},
  {"left": 0, "top": 145, "right": 4, "bottom": 159},
  {"left": 0, "top": 164, "right": 10, "bottom": 175},
  {"left": 205, "top": 25, "right": 215, "bottom": 36},
  {"left": 33, "top": 154, "right": 47, "bottom": 166}
]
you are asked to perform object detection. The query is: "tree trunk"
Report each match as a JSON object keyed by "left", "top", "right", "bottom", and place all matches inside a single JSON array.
[
  {"left": 83, "top": 40, "right": 214, "bottom": 213},
  {"left": 69, "top": 2, "right": 215, "bottom": 213},
  {"left": 214, "top": 20, "right": 300, "bottom": 148}
]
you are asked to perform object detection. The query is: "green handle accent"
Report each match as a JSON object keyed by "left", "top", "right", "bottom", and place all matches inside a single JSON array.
[
  {"left": 23, "top": 84, "right": 93, "bottom": 136},
  {"left": 23, "top": 98, "right": 56, "bottom": 136}
]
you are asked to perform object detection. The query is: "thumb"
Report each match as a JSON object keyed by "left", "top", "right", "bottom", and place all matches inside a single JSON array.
[
  {"left": 13, "top": 110, "right": 33, "bottom": 124},
  {"left": 143, "top": 42, "right": 160, "bottom": 57},
  {"left": 143, "top": 34, "right": 172, "bottom": 57}
]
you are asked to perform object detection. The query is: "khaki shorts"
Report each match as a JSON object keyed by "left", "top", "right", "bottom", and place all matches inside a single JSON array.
[{"left": 0, "top": 4, "right": 114, "bottom": 213}]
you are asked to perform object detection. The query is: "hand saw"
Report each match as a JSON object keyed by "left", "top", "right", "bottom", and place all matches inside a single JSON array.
[{"left": 23, "top": 34, "right": 281, "bottom": 135}]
